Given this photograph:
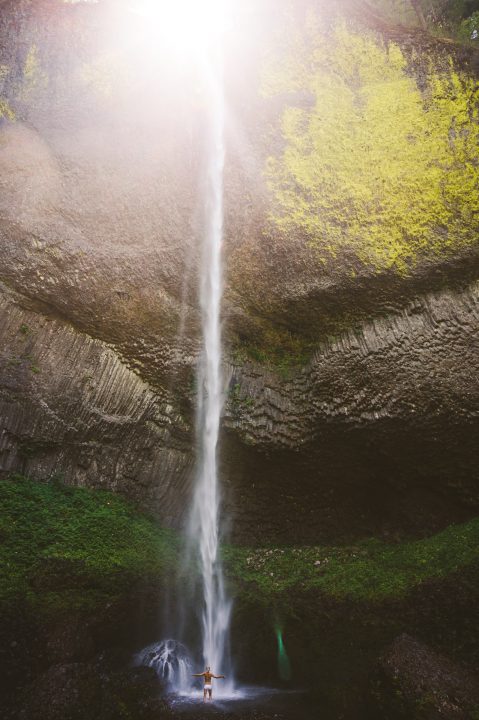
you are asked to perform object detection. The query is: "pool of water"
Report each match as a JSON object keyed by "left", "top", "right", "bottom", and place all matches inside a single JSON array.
[{"left": 166, "top": 684, "right": 318, "bottom": 719}]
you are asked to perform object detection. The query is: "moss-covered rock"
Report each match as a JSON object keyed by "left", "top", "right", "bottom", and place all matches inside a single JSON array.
[
  {"left": 227, "top": 3, "right": 479, "bottom": 355},
  {"left": 264, "top": 19, "right": 479, "bottom": 274},
  {"left": 0, "top": 475, "right": 178, "bottom": 615},
  {"left": 367, "top": 634, "right": 479, "bottom": 719},
  {"left": 224, "top": 515, "right": 479, "bottom": 604}
]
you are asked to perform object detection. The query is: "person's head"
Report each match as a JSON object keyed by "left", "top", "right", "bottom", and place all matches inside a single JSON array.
[{"left": 206, "top": 666, "right": 210, "bottom": 672}]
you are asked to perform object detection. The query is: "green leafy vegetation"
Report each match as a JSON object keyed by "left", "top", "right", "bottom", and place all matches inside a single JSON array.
[
  {"left": 264, "top": 19, "right": 479, "bottom": 274},
  {"left": 2, "top": 475, "right": 479, "bottom": 620},
  {"left": 0, "top": 63, "right": 15, "bottom": 120},
  {"left": 0, "top": 98, "right": 15, "bottom": 120},
  {"left": 232, "top": 328, "right": 315, "bottom": 377},
  {"left": 224, "top": 517, "right": 479, "bottom": 603},
  {"left": 20, "top": 43, "right": 48, "bottom": 102},
  {"left": 458, "top": 9, "right": 479, "bottom": 40},
  {"left": 369, "top": 0, "right": 479, "bottom": 41},
  {"left": 228, "top": 383, "right": 255, "bottom": 411},
  {"left": 0, "top": 475, "right": 178, "bottom": 615}
]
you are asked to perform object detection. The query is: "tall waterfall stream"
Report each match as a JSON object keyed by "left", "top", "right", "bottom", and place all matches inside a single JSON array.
[
  {"left": 188, "top": 51, "right": 232, "bottom": 686},
  {"left": 136, "top": 41, "right": 232, "bottom": 696}
]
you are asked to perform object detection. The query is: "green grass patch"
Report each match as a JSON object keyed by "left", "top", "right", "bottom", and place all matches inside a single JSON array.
[
  {"left": 2, "top": 475, "right": 479, "bottom": 618},
  {"left": 224, "top": 518, "right": 479, "bottom": 603},
  {"left": 0, "top": 475, "right": 179, "bottom": 615}
]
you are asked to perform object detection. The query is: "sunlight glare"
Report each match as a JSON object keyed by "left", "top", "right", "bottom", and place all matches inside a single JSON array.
[{"left": 130, "top": 0, "right": 230, "bottom": 55}]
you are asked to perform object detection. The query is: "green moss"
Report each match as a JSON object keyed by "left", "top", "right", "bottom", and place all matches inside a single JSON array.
[
  {"left": 224, "top": 516, "right": 479, "bottom": 604},
  {"left": 18, "top": 44, "right": 48, "bottom": 104},
  {"left": 264, "top": 19, "right": 479, "bottom": 274},
  {"left": 232, "top": 327, "right": 315, "bottom": 377},
  {"left": 0, "top": 63, "right": 14, "bottom": 120},
  {"left": 0, "top": 475, "right": 179, "bottom": 615},
  {"left": 0, "top": 98, "right": 15, "bottom": 121},
  {"left": 3, "top": 475, "right": 479, "bottom": 622}
]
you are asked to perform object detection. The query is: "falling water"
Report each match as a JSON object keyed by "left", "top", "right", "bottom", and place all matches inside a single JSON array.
[
  {"left": 188, "top": 44, "right": 232, "bottom": 686},
  {"left": 136, "top": 34, "right": 232, "bottom": 696}
]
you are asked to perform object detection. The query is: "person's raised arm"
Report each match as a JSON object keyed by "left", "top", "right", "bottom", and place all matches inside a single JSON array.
[
  {"left": 213, "top": 674, "right": 225, "bottom": 679},
  {"left": 192, "top": 673, "right": 205, "bottom": 677}
]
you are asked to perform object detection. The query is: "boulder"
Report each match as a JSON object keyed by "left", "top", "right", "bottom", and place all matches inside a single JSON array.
[{"left": 368, "top": 634, "right": 479, "bottom": 719}]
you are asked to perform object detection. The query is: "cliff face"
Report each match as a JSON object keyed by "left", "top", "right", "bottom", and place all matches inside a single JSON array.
[
  {"left": 222, "top": 280, "right": 479, "bottom": 543},
  {"left": 0, "top": 286, "right": 194, "bottom": 525},
  {"left": 0, "top": 0, "right": 478, "bottom": 542},
  {"left": 2, "top": 276, "right": 478, "bottom": 542}
]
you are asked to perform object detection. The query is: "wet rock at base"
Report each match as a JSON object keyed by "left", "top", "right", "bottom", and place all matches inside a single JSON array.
[
  {"left": 368, "top": 633, "right": 479, "bottom": 719},
  {"left": 11, "top": 662, "right": 168, "bottom": 720}
]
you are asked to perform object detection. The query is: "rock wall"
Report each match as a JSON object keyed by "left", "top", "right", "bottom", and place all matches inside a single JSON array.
[
  {"left": 219, "top": 281, "right": 479, "bottom": 543},
  {"left": 226, "top": 281, "right": 479, "bottom": 448},
  {"left": 0, "top": 285, "right": 194, "bottom": 525},
  {"left": 1, "top": 275, "right": 478, "bottom": 543},
  {"left": 0, "top": 0, "right": 478, "bottom": 543}
]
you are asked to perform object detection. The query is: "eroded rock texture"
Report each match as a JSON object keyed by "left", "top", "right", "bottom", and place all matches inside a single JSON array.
[
  {"left": 221, "top": 281, "right": 479, "bottom": 543},
  {"left": 1, "top": 275, "right": 478, "bottom": 542}
]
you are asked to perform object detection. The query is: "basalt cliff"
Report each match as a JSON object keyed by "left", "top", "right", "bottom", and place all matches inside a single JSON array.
[
  {"left": 1, "top": 2, "right": 479, "bottom": 718},
  {"left": 1, "top": 0, "right": 478, "bottom": 543}
]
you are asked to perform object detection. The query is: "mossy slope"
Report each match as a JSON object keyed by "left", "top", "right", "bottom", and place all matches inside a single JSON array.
[
  {"left": 0, "top": 475, "right": 178, "bottom": 615},
  {"left": 2, "top": 475, "right": 479, "bottom": 617},
  {"left": 225, "top": 518, "right": 479, "bottom": 604}
]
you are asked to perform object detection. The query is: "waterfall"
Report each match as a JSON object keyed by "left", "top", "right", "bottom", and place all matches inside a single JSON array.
[
  {"left": 187, "top": 44, "right": 232, "bottom": 688},
  {"left": 136, "top": 29, "right": 232, "bottom": 697}
]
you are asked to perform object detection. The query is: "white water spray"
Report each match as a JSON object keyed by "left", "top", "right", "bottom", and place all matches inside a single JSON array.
[
  {"left": 135, "top": 640, "right": 192, "bottom": 690},
  {"left": 188, "top": 45, "right": 232, "bottom": 687},
  {"left": 136, "top": 24, "right": 232, "bottom": 696}
]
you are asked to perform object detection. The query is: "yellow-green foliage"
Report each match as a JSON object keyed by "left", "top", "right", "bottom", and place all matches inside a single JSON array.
[
  {"left": 24, "top": 45, "right": 40, "bottom": 81},
  {"left": 264, "top": 19, "right": 479, "bottom": 273},
  {"left": 0, "top": 64, "right": 15, "bottom": 120},
  {"left": 20, "top": 44, "right": 48, "bottom": 101},
  {"left": 0, "top": 99, "right": 15, "bottom": 121}
]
